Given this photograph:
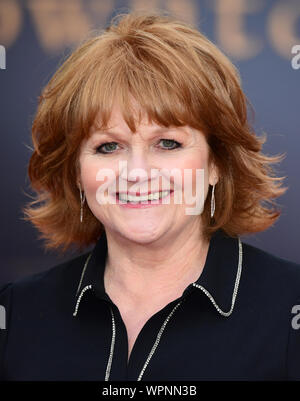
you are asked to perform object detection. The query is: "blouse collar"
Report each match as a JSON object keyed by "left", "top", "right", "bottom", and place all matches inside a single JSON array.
[{"left": 73, "top": 229, "right": 243, "bottom": 318}]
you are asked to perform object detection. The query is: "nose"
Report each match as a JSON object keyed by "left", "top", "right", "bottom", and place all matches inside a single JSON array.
[{"left": 120, "top": 150, "right": 153, "bottom": 183}]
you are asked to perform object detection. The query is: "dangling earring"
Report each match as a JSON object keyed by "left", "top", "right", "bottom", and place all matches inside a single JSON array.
[
  {"left": 210, "top": 184, "right": 215, "bottom": 218},
  {"left": 78, "top": 183, "right": 86, "bottom": 223}
]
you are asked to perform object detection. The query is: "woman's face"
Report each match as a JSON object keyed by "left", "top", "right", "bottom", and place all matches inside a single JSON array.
[{"left": 78, "top": 103, "right": 218, "bottom": 244}]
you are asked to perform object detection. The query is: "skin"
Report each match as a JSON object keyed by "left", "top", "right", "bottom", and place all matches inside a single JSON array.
[{"left": 78, "top": 102, "right": 218, "bottom": 312}]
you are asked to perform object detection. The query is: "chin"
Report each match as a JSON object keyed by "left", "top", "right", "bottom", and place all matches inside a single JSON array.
[{"left": 118, "top": 227, "right": 165, "bottom": 244}]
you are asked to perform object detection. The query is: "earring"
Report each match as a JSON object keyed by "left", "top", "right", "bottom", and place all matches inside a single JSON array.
[
  {"left": 210, "top": 184, "right": 215, "bottom": 218},
  {"left": 78, "top": 183, "right": 86, "bottom": 223}
]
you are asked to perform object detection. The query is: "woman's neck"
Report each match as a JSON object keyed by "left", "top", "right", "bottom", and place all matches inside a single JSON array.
[{"left": 103, "top": 225, "right": 210, "bottom": 306}]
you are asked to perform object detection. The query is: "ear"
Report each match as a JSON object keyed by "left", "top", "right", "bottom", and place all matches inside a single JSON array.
[{"left": 208, "top": 161, "right": 219, "bottom": 186}]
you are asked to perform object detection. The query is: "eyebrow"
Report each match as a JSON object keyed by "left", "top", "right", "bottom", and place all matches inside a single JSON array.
[{"left": 93, "top": 127, "right": 188, "bottom": 138}]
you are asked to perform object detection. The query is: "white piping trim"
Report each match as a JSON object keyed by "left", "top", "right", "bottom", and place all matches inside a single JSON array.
[
  {"left": 105, "top": 307, "right": 116, "bottom": 381},
  {"left": 137, "top": 300, "right": 184, "bottom": 381},
  {"left": 75, "top": 253, "right": 92, "bottom": 297},
  {"left": 73, "top": 284, "right": 92, "bottom": 317},
  {"left": 192, "top": 237, "right": 243, "bottom": 317}
]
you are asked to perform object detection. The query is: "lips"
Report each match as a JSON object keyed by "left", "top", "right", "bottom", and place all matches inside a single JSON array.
[
  {"left": 115, "top": 189, "right": 174, "bottom": 207},
  {"left": 116, "top": 190, "right": 174, "bottom": 196}
]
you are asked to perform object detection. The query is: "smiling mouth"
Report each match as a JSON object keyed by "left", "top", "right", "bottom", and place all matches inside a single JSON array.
[{"left": 116, "top": 190, "right": 173, "bottom": 203}]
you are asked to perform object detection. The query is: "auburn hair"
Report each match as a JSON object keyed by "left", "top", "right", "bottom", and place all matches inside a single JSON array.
[{"left": 23, "top": 11, "right": 286, "bottom": 252}]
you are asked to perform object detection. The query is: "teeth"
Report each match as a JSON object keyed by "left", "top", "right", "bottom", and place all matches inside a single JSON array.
[{"left": 119, "top": 191, "right": 170, "bottom": 202}]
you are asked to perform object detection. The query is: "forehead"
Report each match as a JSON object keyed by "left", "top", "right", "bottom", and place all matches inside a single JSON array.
[
  {"left": 94, "top": 102, "right": 154, "bottom": 131},
  {"left": 90, "top": 101, "right": 200, "bottom": 140},
  {"left": 93, "top": 99, "right": 159, "bottom": 130}
]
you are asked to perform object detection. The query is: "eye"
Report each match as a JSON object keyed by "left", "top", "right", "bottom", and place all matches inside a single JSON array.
[
  {"left": 95, "top": 139, "right": 182, "bottom": 154},
  {"left": 158, "top": 139, "right": 182, "bottom": 150},
  {"left": 96, "top": 142, "right": 119, "bottom": 154}
]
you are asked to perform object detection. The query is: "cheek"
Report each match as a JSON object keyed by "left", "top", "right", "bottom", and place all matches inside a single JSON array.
[
  {"left": 80, "top": 159, "right": 116, "bottom": 197},
  {"left": 80, "top": 161, "right": 99, "bottom": 193},
  {"left": 175, "top": 154, "right": 209, "bottom": 192}
]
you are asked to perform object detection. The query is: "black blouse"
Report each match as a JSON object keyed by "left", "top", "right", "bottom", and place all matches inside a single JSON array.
[{"left": 1, "top": 229, "right": 300, "bottom": 381}]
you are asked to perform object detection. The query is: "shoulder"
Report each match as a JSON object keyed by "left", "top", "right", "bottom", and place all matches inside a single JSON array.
[
  {"left": 241, "top": 239, "right": 300, "bottom": 280},
  {"left": 0, "top": 252, "right": 92, "bottom": 378},
  {"left": 238, "top": 240, "right": 300, "bottom": 380},
  {"left": 0, "top": 251, "right": 91, "bottom": 306},
  {"left": 240, "top": 239, "right": 300, "bottom": 301}
]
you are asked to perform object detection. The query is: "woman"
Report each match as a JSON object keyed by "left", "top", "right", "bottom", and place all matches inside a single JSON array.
[{"left": 1, "top": 11, "right": 299, "bottom": 381}]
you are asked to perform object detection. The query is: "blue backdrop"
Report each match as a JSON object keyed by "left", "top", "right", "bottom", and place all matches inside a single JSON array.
[{"left": 0, "top": 0, "right": 299, "bottom": 285}]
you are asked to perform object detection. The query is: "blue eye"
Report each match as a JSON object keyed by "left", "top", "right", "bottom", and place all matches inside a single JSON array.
[
  {"left": 95, "top": 139, "right": 182, "bottom": 154},
  {"left": 96, "top": 142, "right": 119, "bottom": 154},
  {"left": 159, "top": 139, "right": 182, "bottom": 150}
]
